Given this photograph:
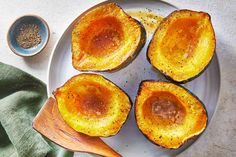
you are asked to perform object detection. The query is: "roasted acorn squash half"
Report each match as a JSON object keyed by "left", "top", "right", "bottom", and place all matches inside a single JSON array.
[
  {"left": 135, "top": 81, "right": 208, "bottom": 149},
  {"left": 148, "top": 10, "right": 215, "bottom": 83},
  {"left": 72, "top": 2, "right": 146, "bottom": 71},
  {"left": 53, "top": 74, "right": 131, "bottom": 137}
]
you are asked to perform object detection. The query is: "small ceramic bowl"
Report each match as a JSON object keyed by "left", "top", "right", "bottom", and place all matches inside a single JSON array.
[{"left": 7, "top": 15, "right": 50, "bottom": 57}]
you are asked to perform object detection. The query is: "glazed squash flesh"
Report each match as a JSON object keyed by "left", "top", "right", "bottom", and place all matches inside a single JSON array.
[
  {"left": 135, "top": 81, "right": 207, "bottom": 149},
  {"left": 53, "top": 74, "right": 131, "bottom": 137},
  {"left": 72, "top": 2, "right": 145, "bottom": 71},
  {"left": 148, "top": 10, "right": 215, "bottom": 82}
]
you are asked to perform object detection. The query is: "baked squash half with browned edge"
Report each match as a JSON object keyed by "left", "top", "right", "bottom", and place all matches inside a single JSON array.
[
  {"left": 135, "top": 81, "right": 208, "bottom": 149},
  {"left": 148, "top": 10, "right": 215, "bottom": 83},
  {"left": 72, "top": 2, "right": 146, "bottom": 71},
  {"left": 53, "top": 73, "right": 131, "bottom": 137}
]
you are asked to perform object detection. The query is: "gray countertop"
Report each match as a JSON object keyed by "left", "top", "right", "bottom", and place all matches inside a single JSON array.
[{"left": 0, "top": 0, "right": 235, "bottom": 156}]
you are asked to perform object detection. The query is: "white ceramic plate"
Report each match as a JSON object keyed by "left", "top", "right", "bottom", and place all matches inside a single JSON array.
[{"left": 47, "top": 0, "right": 221, "bottom": 156}]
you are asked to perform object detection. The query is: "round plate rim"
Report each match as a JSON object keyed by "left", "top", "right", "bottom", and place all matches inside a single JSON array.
[{"left": 47, "top": 0, "right": 222, "bottom": 156}]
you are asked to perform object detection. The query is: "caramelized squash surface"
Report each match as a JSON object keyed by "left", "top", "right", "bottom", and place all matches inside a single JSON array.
[
  {"left": 72, "top": 2, "right": 146, "bottom": 71},
  {"left": 148, "top": 10, "right": 215, "bottom": 82},
  {"left": 135, "top": 81, "right": 208, "bottom": 149},
  {"left": 54, "top": 74, "right": 131, "bottom": 137}
]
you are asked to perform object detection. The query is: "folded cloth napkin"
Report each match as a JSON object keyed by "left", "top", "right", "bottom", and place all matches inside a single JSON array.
[{"left": 0, "top": 62, "right": 73, "bottom": 157}]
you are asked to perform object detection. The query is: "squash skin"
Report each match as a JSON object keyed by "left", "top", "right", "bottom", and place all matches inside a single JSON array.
[
  {"left": 53, "top": 73, "right": 131, "bottom": 137},
  {"left": 135, "top": 80, "right": 208, "bottom": 149},
  {"left": 147, "top": 10, "right": 216, "bottom": 83},
  {"left": 72, "top": 2, "right": 146, "bottom": 72}
]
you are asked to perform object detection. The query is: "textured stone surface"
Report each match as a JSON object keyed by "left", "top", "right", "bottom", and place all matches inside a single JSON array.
[{"left": 0, "top": 0, "right": 235, "bottom": 157}]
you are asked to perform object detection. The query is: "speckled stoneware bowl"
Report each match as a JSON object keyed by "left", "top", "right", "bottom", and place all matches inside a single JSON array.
[{"left": 7, "top": 15, "right": 49, "bottom": 57}]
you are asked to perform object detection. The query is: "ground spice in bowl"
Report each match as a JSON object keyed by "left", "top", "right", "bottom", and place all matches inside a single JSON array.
[{"left": 16, "top": 24, "right": 41, "bottom": 49}]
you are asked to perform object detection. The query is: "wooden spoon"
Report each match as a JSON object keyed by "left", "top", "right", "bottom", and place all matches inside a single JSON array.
[{"left": 32, "top": 97, "right": 121, "bottom": 157}]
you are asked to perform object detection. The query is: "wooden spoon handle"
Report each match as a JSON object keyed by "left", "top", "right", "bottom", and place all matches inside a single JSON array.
[{"left": 33, "top": 97, "right": 121, "bottom": 157}]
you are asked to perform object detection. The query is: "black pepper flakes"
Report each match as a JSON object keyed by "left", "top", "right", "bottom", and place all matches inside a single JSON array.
[{"left": 16, "top": 24, "right": 41, "bottom": 49}]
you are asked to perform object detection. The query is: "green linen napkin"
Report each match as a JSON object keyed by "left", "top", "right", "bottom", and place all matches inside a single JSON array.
[{"left": 0, "top": 62, "right": 73, "bottom": 157}]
